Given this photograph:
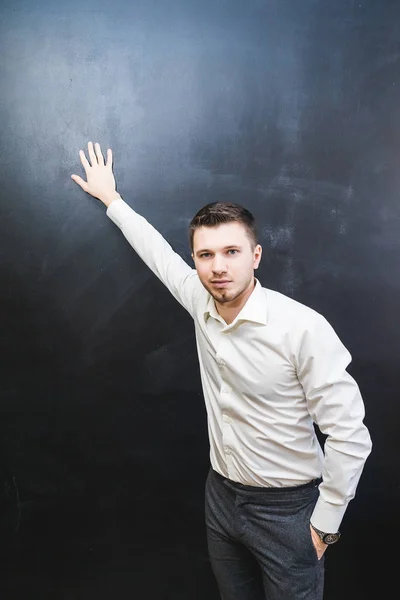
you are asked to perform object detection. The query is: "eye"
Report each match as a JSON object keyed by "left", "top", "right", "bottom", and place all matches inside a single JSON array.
[
  {"left": 227, "top": 249, "right": 238, "bottom": 255},
  {"left": 199, "top": 252, "right": 212, "bottom": 258}
]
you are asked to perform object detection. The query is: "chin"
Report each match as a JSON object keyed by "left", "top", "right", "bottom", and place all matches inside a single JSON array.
[{"left": 211, "top": 290, "right": 236, "bottom": 303}]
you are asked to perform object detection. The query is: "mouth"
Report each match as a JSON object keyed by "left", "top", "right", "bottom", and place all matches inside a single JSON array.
[{"left": 211, "top": 280, "right": 232, "bottom": 288}]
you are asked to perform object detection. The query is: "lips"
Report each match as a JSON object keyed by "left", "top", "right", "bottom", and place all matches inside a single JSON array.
[{"left": 211, "top": 280, "right": 231, "bottom": 288}]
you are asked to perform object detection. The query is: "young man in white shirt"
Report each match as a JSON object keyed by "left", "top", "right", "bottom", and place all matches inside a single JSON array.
[{"left": 71, "top": 141, "right": 372, "bottom": 600}]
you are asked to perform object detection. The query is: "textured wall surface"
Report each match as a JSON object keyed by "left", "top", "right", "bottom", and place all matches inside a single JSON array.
[{"left": 1, "top": 1, "right": 399, "bottom": 598}]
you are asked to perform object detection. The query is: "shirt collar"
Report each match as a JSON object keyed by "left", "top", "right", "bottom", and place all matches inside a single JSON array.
[{"left": 203, "top": 278, "right": 268, "bottom": 326}]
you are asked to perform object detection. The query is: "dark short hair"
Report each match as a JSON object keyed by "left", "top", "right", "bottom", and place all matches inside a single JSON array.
[{"left": 189, "top": 202, "right": 258, "bottom": 252}]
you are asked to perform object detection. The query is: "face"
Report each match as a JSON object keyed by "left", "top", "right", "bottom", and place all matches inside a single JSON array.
[{"left": 192, "top": 222, "right": 262, "bottom": 308}]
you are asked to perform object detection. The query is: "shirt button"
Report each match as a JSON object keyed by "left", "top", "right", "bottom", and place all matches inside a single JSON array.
[
  {"left": 217, "top": 357, "right": 225, "bottom": 366},
  {"left": 222, "top": 414, "right": 231, "bottom": 423},
  {"left": 225, "top": 448, "right": 231, "bottom": 455}
]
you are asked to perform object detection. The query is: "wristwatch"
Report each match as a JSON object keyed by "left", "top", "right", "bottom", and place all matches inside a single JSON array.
[{"left": 310, "top": 523, "right": 341, "bottom": 545}]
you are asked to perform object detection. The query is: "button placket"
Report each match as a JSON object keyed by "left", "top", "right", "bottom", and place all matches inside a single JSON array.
[
  {"left": 216, "top": 342, "right": 234, "bottom": 472},
  {"left": 221, "top": 409, "right": 233, "bottom": 465}
]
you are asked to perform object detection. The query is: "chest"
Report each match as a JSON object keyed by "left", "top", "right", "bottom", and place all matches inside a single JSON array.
[{"left": 195, "top": 318, "right": 300, "bottom": 396}]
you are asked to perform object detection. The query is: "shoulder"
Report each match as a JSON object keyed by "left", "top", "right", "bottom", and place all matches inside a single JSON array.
[
  {"left": 261, "top": 288, "right": 350, "bottom": 368},
  {"left": 264, "top": 288, "right": 326, "bottom": 326},
  {"left": 261, "top": 287, "right": 343, "bottom": 351}
]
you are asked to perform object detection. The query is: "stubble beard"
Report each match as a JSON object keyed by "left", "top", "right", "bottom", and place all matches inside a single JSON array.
[
  {"left": 206, "top": 274, "right": 256, "bottom": 305},
  {"left": 210, "top": 289, "right": 232, "bottom": 303},
  {"left": 205, "top": 282, "right": 245, "bottom": 305}
]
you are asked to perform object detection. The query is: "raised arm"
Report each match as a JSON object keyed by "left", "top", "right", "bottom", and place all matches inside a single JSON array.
[{"left": 71, "top": 142, "right": 200, "bottom": 315}]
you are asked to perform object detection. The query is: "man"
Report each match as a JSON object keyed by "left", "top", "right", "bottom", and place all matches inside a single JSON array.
[{"left": 71, "top": 141, "right": 372, "bottom": 600}]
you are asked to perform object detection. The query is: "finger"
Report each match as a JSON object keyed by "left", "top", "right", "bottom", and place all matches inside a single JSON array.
[
  {"left": 95, "top": 142, "right": 105, "bottom": 166},
  {"left": 71, "top": 174, "right": 88, "bottom": 192},
  {"left": 79, "top": 149, "right": 91, "bottom": 172},
  {"left": 87, "top": 141, "right": 97, "bottom": 166},
  {"left": 106, "top": 148, "right": 112, "bottom": 168}
]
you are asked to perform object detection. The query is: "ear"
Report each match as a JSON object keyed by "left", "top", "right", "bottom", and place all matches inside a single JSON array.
[{"left": 253, "top": 244, "right": 262, "bottom": 269}]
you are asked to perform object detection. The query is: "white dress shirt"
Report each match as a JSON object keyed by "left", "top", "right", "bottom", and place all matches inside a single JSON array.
[{"left": 107, "top": 198, "right": 372, "bottom": 533}]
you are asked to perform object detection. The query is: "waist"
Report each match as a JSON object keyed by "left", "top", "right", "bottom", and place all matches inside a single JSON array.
[{"left": 211, "top": 468, "right": 322, "bottom": 493}]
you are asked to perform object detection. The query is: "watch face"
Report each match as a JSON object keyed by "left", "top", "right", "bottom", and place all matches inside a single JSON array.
[{"left": 323, "top": 532, "right": 340, "bottom": 544}]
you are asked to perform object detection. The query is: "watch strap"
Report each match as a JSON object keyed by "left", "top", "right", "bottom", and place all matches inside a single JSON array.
[{"left": 310, "top": 523, "right": 341, "bottom": 544}]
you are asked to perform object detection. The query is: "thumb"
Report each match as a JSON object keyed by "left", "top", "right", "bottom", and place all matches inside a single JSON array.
[{"left": 71, "top": 174, "right": 88, "bottom": 192}]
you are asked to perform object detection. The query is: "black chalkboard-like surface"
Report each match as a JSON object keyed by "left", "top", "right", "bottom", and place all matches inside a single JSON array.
[{"left": 0, "top": 1, "right": 398, "bottom": 598}]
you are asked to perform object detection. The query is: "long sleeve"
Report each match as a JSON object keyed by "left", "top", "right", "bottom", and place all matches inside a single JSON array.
[
  {"left": 296, "top": 314, "right": 372, "bottom": 533},
  {"left": 106, "top": 198, "right": 200, "bottom": 317}
]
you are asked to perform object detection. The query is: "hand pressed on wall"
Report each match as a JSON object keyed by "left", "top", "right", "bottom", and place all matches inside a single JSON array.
[{"left": 71, "top": 141, "right": 120, "bottom": 208}]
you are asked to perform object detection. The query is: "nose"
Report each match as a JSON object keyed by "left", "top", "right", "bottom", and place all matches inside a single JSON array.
[{"left": 211, "top": 255, "right": 228, "bottom": 274}]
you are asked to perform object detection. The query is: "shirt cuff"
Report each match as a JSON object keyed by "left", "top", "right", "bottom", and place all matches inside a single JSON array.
[{"left": 310, "top": 497, "right": 347, "bottom": 533}]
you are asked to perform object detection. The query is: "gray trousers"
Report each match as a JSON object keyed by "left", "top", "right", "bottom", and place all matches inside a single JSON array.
[{"left": 205, "top": 468, "right": 325, "bottom": 600}]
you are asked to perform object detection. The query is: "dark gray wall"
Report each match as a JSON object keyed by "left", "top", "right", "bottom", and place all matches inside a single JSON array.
[{"left": 1, "top": 1, "right": 398, "bottom": 598}]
